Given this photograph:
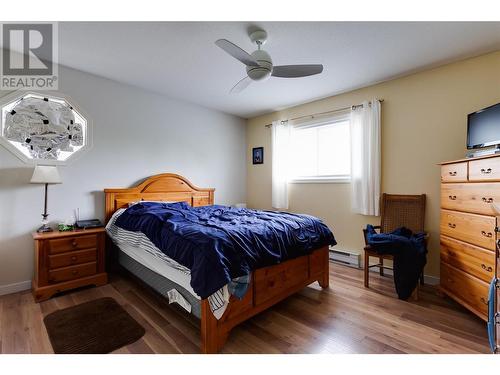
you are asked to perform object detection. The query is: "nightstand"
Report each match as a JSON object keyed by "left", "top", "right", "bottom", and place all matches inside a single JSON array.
[{"left": 32, "top": 227, "right": 108, "bottom": 302}]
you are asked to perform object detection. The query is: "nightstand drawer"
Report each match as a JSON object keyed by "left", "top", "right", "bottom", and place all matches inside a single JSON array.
[
  {"left": 48, "top": 234, "right": 98, "bottom": 254},
  {"left": 33, "top": 227, "right": 107, "bottom": 302},
  {"left": 48, "top": 262, "right": 97, "bottom": 283},
  {"left": 48, "top": 248, "right": 97, "bottom": 269}
]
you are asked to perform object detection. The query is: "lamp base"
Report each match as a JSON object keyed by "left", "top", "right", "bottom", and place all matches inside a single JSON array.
[
  {"left": 37, "top": 224, "right": 53, "bottom": 233},
  {"left": 37, "top": 213, "right": 52, "bottom": 233}
]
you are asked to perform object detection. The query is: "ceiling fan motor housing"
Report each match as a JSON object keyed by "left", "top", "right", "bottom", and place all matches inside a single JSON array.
[{"left": 246, "top": 50, "right": 273, "bottom": 81}]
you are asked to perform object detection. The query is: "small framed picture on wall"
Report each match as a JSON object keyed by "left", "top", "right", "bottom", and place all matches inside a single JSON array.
[{"left": 252, "top": 147, "right": 264, "bottom": 165}]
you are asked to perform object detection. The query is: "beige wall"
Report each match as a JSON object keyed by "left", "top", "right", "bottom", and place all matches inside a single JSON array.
[{"left": 246, "top": 51, "right": 500, "bottom": 278}]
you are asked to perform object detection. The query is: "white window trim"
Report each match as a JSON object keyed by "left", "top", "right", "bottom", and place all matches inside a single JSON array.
[
  {"left": 289, "top": 110, "right": 351, "bottom": 184},
  {"left": 290, "top": 176, "right": 351, "bottom": 184},
  {"left": 292, "top": 112, "right": 350, "bottom": 129}
]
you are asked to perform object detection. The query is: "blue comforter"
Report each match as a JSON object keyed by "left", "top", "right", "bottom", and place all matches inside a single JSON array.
[{"left": 115, "top": 202, "right": 336, "bottom": 298}]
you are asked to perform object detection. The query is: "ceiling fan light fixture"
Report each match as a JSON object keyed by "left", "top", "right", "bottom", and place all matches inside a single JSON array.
[
  {"left": 246, "top": 66, "right": 271, "bottom": 81},
  {"left": 246, "top": 49, "right": 273, "bottom": 81},
  {"left": 215, "top": 29, "right": 324, "bottom": 93}
]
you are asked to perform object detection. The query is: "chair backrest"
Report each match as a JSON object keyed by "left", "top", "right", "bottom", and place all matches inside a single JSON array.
[{"left": 380, "top": 193, "right": 426, "bottom": 234}]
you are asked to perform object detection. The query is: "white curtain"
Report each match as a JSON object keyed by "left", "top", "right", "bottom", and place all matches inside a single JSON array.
[
  {"left": 350, "top": 99, "right": 381, "bottom": 216},
  {"left": 271, "top": 120, "right": 291, "bottom": 209}
]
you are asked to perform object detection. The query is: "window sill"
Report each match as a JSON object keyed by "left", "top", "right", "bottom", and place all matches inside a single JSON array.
[{"left": 289, "top": 177, "right": 351, "bottom": 184}]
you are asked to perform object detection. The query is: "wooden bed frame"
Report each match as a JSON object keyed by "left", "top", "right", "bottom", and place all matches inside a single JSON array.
[{"left": 104, "top": 173, "right": 330, "bottom": 353}]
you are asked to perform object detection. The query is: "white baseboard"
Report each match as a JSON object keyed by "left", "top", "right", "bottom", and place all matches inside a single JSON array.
[
  {"left": 422, "top": 274, "right": 440, "bottom": 286},
  {"left": 367, "top": 266, "right": 440, "bottom": 285},
  {"left": 0, "top": 280, "right": 32, "bottom": 296},
  {"left": 330, "top": 249, "right": 441, "bottom": 286}
]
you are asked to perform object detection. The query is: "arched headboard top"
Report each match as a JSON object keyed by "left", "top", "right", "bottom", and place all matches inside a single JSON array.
[{"left": 104, "top": 173, "right": 215, "bottom": 222}]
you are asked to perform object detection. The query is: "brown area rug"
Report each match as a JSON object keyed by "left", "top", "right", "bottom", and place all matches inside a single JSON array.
[{"left": 43, "top": 297, "right": 145, "bottom": 354}]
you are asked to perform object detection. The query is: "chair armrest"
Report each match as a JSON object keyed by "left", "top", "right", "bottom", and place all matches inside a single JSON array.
[{"left": 362, "top": 225, "right": 381, "bottom": 245}]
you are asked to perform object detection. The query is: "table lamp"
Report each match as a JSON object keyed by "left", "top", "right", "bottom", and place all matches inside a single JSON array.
[{"left": 30, "top": 165, "right": 62, "bottom": 232}]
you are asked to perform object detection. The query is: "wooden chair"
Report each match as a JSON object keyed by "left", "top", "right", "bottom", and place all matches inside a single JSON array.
[{"left": 362, "top": 193, "right": 427, "bottom": 298}]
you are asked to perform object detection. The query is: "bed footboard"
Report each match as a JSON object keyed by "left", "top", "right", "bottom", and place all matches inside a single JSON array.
[{"left": 200, "top": 245, "right": 330, "bottom": 353}]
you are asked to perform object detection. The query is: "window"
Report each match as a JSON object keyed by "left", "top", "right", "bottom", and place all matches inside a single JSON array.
[
  {"left": 0, "top": 91, "right": 90, "bottom": 165},
  {"left": 289, "top": 113, "right": 350, "bottom": 183}
]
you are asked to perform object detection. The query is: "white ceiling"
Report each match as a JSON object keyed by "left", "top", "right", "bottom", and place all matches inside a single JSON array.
[{"left": 53, "top": 22, "right": 500, "bottom": 118}]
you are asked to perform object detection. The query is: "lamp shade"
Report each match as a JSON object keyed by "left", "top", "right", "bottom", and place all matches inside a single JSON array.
[{"left": 30, "top": 165, "right": 62, "bottom": 184}]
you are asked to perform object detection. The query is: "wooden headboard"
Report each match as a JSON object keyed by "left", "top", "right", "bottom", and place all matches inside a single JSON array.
[{"left": 104, "top": 173, "right": 215, "bottom": 223}]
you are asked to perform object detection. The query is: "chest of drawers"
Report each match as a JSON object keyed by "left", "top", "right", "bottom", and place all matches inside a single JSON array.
[
  {"left": 440, "top": 155, "right": 500, "bottom": 321},
  {"left": 32, "top": 228, "right": 107, "bottom": 302}
]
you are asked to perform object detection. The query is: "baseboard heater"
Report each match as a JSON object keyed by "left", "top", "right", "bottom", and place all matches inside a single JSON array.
[{"left": 328, "top": 246, "right": 361, "bottom": 268}]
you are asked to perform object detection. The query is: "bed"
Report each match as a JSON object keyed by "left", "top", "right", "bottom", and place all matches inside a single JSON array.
[{"left": 104, "top": 173, "right": 333, "bottom": 353}]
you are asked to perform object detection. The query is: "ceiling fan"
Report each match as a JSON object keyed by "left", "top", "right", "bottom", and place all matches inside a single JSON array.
[{"left": 215, "top": 30, "right": 324, "bottom": 93}]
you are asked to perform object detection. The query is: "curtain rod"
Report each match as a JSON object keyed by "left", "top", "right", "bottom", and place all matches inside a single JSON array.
[{"left": 263, "top": 99, "right": 384, "bottom": 128}]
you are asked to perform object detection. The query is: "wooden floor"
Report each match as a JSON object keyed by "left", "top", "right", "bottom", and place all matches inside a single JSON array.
[{"left": 0, "top": 263, "right": 489, "bottom": 354}]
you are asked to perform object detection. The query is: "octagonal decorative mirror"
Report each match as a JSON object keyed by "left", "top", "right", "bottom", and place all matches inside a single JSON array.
[{"left": 0, "top": 91, "right": 91, "bottom": 165}]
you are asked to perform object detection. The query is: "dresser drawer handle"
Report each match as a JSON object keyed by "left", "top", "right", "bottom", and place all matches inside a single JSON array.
[
  {"left": 480, "top": 297, "right": 488, "bottom": 305},
  {"left": 482, "top": 197, "right": 493, "bottom": 203},
  {"left": 448, "top": 223, "right": 456, "bottom": 228},
  {"left": 448, "top": 171, "right": 457, "bottom": 176},
  {"left": 481, "top": 231, "right": 493, "bottom": 238},
  {"left": 481, "top": 264, "right": 493, "bottom": 272},
  {"left": 71, "top": 240, "right": 78, "bottom": 247},
  {"left": 448, "top": 195, "right": 457, "bottom": 200},
  {"left": 72, "top": 270, "right": 79, "bottom": 275},
  {"left": 71, "top": 256, "right": 77, "bottom": 262},
  {"left": 480, "top": 168, "right": 492, "bottom": 174}
]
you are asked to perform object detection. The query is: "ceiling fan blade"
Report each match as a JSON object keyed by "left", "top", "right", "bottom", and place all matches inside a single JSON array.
[
  {"left": 230, "top": 76, "right": 252, "bottom": 94},
  {"left": 215, "top": 39, "right": 259, "bottom": 67},
  {"left": 272, "top": 64, "right": 324, "bottom": 78}
]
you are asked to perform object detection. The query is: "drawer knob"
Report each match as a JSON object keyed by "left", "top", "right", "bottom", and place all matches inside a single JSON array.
[
  {"left": 448, "top": 195, "right": 457, "bottom": 200},
  {"left": 480, "top": 168, "right": 492, "bottom": 174},
  {"left": 448, "top": 223, "right": 456, "bottom": 228},
  {"left": 482, "top": 197, "right": 493, "bottom": 203},
  {"left": 481, "top": 231, "right": 493, "bottom": 238},
  {"left": 448, "top": 171, "right": 457, "bottom": 176},
  {"left": 71, "top": 256, "right": 77, "bottom": 262},
  {"left": 72, "top": 270, "right": 78, "bottom": 275},
  {"left": 481, "top": 264, "right": 493, "bottom": 272},
  {"left": 71, "top": 240, "right": 77, "bottom": 247},
  {"left": 480, "top": 297, "right": 488, "bottom": 305}
]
